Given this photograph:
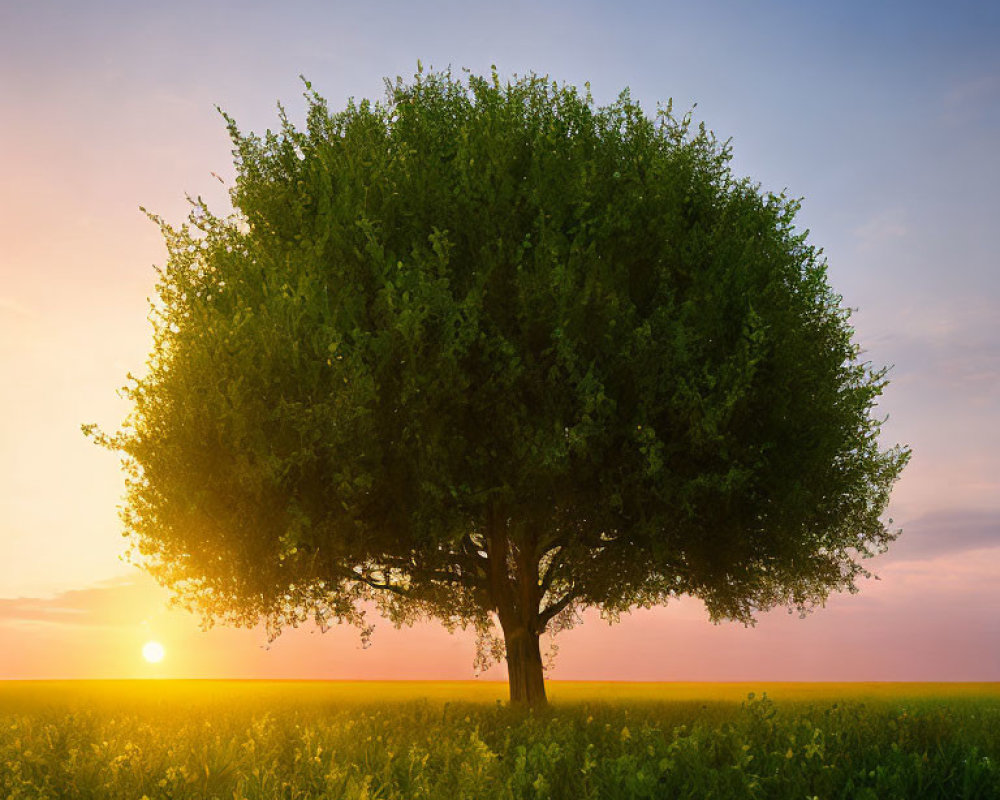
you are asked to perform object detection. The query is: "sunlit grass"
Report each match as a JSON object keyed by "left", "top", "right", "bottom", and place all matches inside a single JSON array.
[{"left": 2, "top": 681, "right": 998, "bottom": 798}]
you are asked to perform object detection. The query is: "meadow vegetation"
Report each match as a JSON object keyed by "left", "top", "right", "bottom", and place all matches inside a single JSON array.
[{"left": 1, "top": 681, "right": 998, "bottom": 799}]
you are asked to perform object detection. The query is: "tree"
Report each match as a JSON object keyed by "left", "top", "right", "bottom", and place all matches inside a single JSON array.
[{"left": 88, "top": 68, "right": 909, "bottom": 706}]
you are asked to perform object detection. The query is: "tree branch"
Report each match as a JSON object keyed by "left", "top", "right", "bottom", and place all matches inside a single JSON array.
[
  {"left": 486, "top": 503, "right": 518, "bottom": 624},
  {"left": 538, "top": 531, "right": 570, "bottom": 555},
  {"left": 538, "top": 547, "right": 563, "bottom": 599},
  {"left": 380, "top": 552, "right": 487, "bottom": 590},
  {"left": 349, "top": 569, "right": 409, "bottom": 597},
  {"left": 538, "top": 588, "right": 578, "bottom": 627},
  {"left": 413, "top": 566, "right": 487, "bottom": 590}
]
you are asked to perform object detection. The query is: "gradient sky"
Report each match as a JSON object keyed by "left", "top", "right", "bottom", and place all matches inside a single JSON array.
[{"left": 1, "top": 0, "right": 998, "bottom": 680}]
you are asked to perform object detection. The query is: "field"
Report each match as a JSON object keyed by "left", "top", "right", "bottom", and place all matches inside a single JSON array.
[{"left": 2, "top": 681, "right": 999, "bottom": 799}]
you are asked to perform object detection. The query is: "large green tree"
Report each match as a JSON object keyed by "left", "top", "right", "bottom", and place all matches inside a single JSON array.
[{"left": 89, "top": 68, "right": 909, "bottom": 706}]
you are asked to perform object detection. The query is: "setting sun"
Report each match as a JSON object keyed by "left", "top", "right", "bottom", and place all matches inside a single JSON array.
[{"left": 142, "top": 641, "right": 165, "bottom": 663}]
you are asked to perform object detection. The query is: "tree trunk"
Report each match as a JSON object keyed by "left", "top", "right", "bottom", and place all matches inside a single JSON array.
[
  {"left": 485, "top": 504, "right": 548, "bottom": 707},
  {"left": 503, "top": 623, "right": 547, "bottom": 707}
]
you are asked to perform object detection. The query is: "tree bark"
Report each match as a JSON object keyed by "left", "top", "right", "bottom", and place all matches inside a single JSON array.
[
  {"left": 502, "top": 622, "right": 547, "bottom": 707},
  {"left": 485, "top": 504, "right": 548, "bottom": 708}
]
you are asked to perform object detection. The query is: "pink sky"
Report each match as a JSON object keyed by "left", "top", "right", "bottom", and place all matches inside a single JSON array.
[
  {"left": 1, "top": 541, "right": 997, "bottom": 681},
  {"left": 1, "top": 2, "right": 998, "bottom": 681}
]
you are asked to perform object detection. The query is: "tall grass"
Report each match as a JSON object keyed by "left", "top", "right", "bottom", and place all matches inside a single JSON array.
[{"left": 2, "top": 681, "right": 998, "bottom": 799}]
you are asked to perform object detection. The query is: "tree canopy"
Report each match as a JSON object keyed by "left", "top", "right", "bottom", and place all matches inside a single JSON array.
[{"left": 89, "top": 67, "right": 910, "bottom": 705}]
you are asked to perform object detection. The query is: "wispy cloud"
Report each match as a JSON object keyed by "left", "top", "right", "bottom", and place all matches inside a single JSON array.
[
  {"left": 853, "top": 209, "right": 908, "bottom": 251},
  {"left": 866, "top": 299, "right": 1000, "bottom": 403},
  {"left": 885, "top": 508, "right": 1000, "bottom": 562},
  {"left": 0, "top": 575, "right": 158, "bottom": 628}
]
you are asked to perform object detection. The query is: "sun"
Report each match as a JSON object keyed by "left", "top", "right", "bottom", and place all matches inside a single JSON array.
[{"left": 142, "top": 641, "right": 165, "bottom": 663}]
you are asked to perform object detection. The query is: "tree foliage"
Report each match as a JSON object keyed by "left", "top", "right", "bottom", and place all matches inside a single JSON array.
[{"left": 89, "top": 67, "right": 909, "bottom": 704}]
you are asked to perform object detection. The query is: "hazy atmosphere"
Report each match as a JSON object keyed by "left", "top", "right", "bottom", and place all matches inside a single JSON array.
[{"left": 2, "top": 0, "right": 998, "bottom": 681}]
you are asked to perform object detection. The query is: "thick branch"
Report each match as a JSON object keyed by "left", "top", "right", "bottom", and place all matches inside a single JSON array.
[
  {"left": 486, "top": 504, "right": 518, "bottom": 624},
  {"left": 349, "top": 569, "right": 410, "bottom": 597},
  {"left": 378, "top": 553, "right": 488, "bottom": 590},
  {"left": 538, "top": 531, "right": 570, "bottom": 555},
  {"left": 415, "top": 567, "right": 486, "bottom": 588},
  {"left": 538, "top": 588, "right": 578, "bottom": 627}
]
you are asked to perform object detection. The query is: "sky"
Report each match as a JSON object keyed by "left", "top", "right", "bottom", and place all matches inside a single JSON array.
[{"left": 1, "top": 0, "right": 998, "bottom": 681}]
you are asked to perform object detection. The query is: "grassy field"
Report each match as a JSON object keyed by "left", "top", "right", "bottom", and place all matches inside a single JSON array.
[{"left": 1, "top": 681, "right": 998, "bottom": 799}]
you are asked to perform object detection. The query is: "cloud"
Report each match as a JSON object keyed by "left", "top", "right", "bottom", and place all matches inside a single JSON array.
[
  {"left": 886, "top": 508, "right": 1000, "bottom": 561},
  {"left": 863, "top": 299, "right": 1000, "bottom": 404},
  {"left": 1, "top": 547, "right": 998, "bottom": 681},
  {"left": 0, "top": 574, "right": 159, "bottom": 628},
  {"left": 0, "top": 573, "right": 490, "bottom": 680},
  {"left": 853, "top": 209, "right": 908, "bottom": 250},
  {"left": 545, "top": 544, "right": 1000, "bottom": 682}
]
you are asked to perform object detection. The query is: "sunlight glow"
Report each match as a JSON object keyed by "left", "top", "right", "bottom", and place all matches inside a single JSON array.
[{"left": 142, "top": 641, "right": 165, "bottom": 663}]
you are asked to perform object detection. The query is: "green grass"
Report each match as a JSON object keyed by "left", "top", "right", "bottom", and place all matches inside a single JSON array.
[{"left": 1, "top": 681, "right": 999, "bottom": 799}]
